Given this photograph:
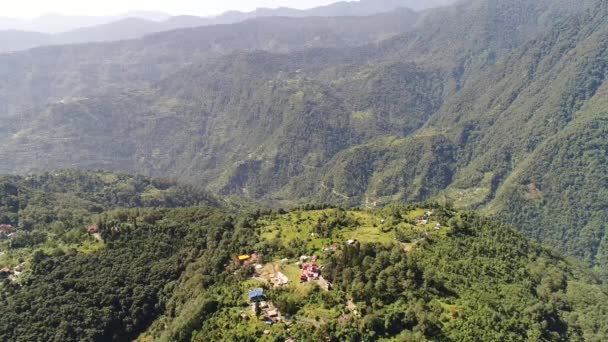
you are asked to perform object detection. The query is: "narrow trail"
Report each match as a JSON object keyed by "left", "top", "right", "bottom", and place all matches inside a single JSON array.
[{"left": 319, "top": 182, "right": 350, "bottom": 200}]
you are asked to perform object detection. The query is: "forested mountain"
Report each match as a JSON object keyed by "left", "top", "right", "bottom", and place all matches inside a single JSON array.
[
  {"left": 0, "top": 171, "right": 606, "bottom": 341},
  {"left": 0, "top": 9, "right": 422, "bottom": 118},
  {"left": 0, "top": 0, "right": 458, "bottom": 53},
  {"left": 0, "top": 10, "right": 420, "bottom": 53},
  {"left": 0, "top": 0, "right": 607, "bottom": 286}
]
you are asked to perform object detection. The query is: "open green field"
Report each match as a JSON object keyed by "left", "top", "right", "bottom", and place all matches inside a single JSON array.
[{"left": 258, "top": 208, "right": 449, "bottom": 255}]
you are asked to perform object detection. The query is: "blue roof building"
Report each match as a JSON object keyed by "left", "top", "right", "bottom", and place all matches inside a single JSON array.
[{"left": 248, "top": 288, "right": 264, "bottom": 301}]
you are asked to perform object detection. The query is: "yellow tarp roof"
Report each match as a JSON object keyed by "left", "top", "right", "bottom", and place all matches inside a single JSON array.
[{"left": 238, "top": 255, "right": 251, "bottom": 261}]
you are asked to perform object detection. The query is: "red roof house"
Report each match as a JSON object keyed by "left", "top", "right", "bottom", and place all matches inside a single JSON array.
[{"left": 0, "top": 224, "right": 14, "bottom": 234}]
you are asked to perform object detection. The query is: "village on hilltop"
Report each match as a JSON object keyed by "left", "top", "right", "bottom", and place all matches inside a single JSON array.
[{"left": 218, "top": 207, "right": 447, "bottom": 340}]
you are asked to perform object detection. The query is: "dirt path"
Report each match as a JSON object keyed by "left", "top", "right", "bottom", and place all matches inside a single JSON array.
[
  {"left": 320, "top": 182, "right": 350, "bottom": 200},
  {"left": 256, "top": 262, "right": 289, "bottom": 287}
]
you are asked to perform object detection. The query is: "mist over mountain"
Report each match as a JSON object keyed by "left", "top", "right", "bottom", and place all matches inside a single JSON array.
[
  {"left": 0, "top": 11, "right": 171, "bottom": 33},
  {"left": 0, "top": 0, "right": 458, "bottom": 53}
]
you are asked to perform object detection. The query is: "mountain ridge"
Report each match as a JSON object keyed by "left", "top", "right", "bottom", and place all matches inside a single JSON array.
[
  {"left": 0, "top": 0, "right": 458, "bottom": 53},
  {"left": 0, "top": 11, "right": 171, "bottom": 33}
]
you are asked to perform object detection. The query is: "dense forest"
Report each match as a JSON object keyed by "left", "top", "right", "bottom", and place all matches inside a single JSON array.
[
  {"left": 0, "top": 207, "right": 256, "bottom": 341},
  {"left": 0, "top": 172, "right": 607, "bottom": 341},
  {"left": 0, "top": 170, "right": 224, "bottom": 227}
]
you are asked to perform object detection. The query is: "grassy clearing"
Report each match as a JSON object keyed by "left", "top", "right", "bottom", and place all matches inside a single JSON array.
[
  {"left": 282, "top": 264, "right": 313, "bottom": 297},
  {"left": 259, "top": 210, "right": 329, "bottom": 252},
  {"left": 260, "top": 208, "right": 449, "bottom": 252},
  {"left": 260, "top": 209, "right": 403, "bottom": 251},
  {"left": 261, "top": 209, "right": 446, "bottom": 265}
]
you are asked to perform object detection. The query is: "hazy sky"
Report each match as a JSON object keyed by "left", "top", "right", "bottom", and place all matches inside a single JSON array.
[{"left": 3, "top": 0, "right": 352, "bottom": 19}]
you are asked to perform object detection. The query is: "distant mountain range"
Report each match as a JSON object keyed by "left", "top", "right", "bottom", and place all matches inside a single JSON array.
[
  {"left": 0, "top": 11, "right": 171, "bottom": 33},
  {"left": 0, "top": 0, "right": 458, "bottom": 53}
]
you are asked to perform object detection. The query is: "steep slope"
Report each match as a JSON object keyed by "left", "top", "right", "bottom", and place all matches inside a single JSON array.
[
  {"left": 0, "top": 0, "right": 590, "bottom": 118},
  {"left": 0, "top": 0, "right": 585, "bottom": 173},
  {"left": 489, "top": 82, "right": 608, "bottom": 277},
  {"left": 428, "top": 0, "right": 608, "bottom": 268},
  {"left": 298, "top": 0, "right": 608, "bottom": 270},
  {"left": 0, "top": 52, "right": 448, "bottom": 197},
  {"left": 0, "top": 9, "right": 420, "bottom": 118}
]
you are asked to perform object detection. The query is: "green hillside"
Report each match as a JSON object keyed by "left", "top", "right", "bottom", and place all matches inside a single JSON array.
[{"left": 0, "top": 173, "right": 606, "bottom": 342}]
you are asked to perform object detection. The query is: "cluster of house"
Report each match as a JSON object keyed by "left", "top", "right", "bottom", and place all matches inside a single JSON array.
[
  {"left": 322, "top": 240, "right": 357, "bottom": 254},
  {"left": 299, "top": 255, "right": 332, "bottom": 291},
  {"left": 88, "top": 224, "right": 125, "bottom": 235},
  {"left": 248, "top": 288, "right": 282, "bottom": 326},
  {"left": 323, "top": 243, "right": 340, "bottom": 254},
  {"left": 299, "top": 255, "right": 321, "bottom": 283},
  {"left": 237, "top": 253, "right": 260, "bottom": 266},
  {"left": 0, "top": 224, "right": 15, "bottom": 239},
  {"left": 0, "top": 263, "right": 25, "bottom": 281},
  {"left": 415, "top": 211, "right": 434, "bottom": 226}
]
